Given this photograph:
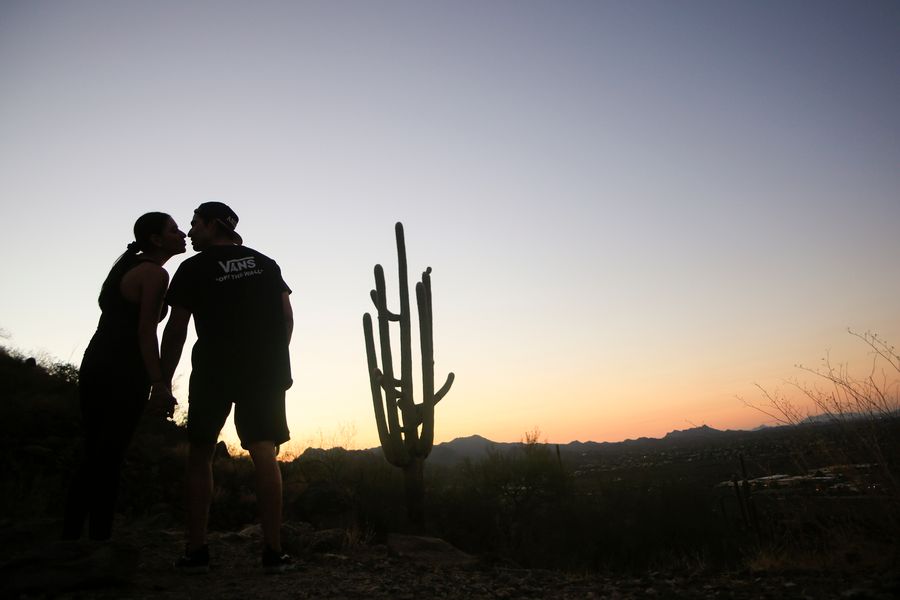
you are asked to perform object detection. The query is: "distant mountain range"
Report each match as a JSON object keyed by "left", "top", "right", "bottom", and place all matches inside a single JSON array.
[
  {"left": 349, "top": 415, "right": 898, "bottom": 466},
  {"left": 416, "top": 424, "right": 748, "bottom": 466}
]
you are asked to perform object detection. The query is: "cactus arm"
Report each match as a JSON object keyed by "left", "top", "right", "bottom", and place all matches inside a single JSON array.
[
  {"left": 364, "top": 313, "right": 400, "bottom": 465},
  {"left": 394, "top": 223, "right": 419, "bottom": 454},
  {"left": 370, "top": 290, "right": 400, "bottom": 321},
  {"left": 415, "top": 267, "right": 453, "bottom": 434},
  {"left": 416, "top": 281, "right": 436, "bottom": 454},
  {"left": 373, "top": 265, "right": 396, "bottom": 383},
  {"left": 374, "top": 369, "right": 409, "bottom": 465},
  {"left": 415, "top": 372, "right": 454, "bottom": 427},
  {"left": 379, "top": 376, "right": 403, "bottom": 391},
  {"left": 372, "top": 264, "right": 410, "bottom": 465},
  {"left": 435, "top": 372, "right": 455, "bottom": 401}
]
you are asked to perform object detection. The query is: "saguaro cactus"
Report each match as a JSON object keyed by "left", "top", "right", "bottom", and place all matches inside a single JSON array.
[{"left": 363, "top": 222, "right": 454, "bottom": 526}]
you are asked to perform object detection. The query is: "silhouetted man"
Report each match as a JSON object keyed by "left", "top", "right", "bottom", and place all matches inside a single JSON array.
[{"left": 160, "top": 202, "right": 293, "bottom": 573}]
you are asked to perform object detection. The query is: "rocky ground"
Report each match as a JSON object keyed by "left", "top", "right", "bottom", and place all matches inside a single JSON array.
[{"left": 2, "top": 519, "right": 898, "bottom": 600}]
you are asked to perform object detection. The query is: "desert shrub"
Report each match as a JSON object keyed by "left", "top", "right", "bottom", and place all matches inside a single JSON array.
[
  {"left": 201, "top": 454, "right": 257, "bottom": 530},
  {"left": 0, "top": 346, "right": 83, "bottom": 518},
  {"left": 424, "top": 435, "right": 741, "bottom": 571},
  {"left": 0, "top": 344, "right": 190, "bottom": 523},
  {"left": 283, "top": 447, "right": 405, "bottom": 538},
  {"left": 427, "top": 438, "right": 570, "bottom": 564},
  {"left": 743, "top": 330, "right": 900, "bottom": 570}
]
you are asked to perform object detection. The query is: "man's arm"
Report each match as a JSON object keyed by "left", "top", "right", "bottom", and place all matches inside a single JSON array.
[
  {"left": 282, "top": 291, "right": 293, "bottom": 344},
  {"left": 160, "top": 305, "right": 191, "bottom": 384}
]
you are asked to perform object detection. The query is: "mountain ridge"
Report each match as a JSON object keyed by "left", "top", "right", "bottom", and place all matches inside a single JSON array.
[
  {"left": 385, "top": 425, "right": 768, "bottom": 465},
  {"left": 306, "top": 423, "right": 813, "bottom": 465}
]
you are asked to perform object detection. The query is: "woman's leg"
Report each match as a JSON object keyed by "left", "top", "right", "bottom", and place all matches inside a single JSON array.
[
  {"left": 85, "top": 382, "right": 146, "bottom": 540},
  {"left": 63, "top": 374, "right": 146, "bottom": 541},
  {"left": 61, "top": 378, "right": 102, "bottom": 540}
]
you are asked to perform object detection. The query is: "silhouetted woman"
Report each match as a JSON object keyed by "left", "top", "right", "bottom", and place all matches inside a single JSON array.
[{"left": 63, "top": 212, "right": 186, "bottom": 540}]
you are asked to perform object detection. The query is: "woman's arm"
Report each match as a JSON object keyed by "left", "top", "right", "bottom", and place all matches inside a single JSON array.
[
  {"left": 160, "top": 306, "right": 191, "bottom": 384},
  {"left": 136, "top": 264, "right": 170, "bottom": 387},
  {"left": 282, "top": 291, "right": 293, "bottom": 344}
]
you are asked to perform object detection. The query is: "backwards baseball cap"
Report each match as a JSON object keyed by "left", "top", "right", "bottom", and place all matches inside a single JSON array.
[{"left": 195, "top": 201, "right": 242, "bottom": 245}]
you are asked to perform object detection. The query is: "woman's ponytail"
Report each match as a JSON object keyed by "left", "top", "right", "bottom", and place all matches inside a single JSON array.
[{"left": 97, "top": 212, "right": 170, "bottom": 308}]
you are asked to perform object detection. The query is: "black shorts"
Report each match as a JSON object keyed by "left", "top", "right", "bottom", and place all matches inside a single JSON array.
[{"left": 187, "top": 375, "right": 290, "bottom": 449}]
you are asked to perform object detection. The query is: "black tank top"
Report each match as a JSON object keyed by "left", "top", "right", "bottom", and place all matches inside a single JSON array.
[{"left": 80, "top": 261, "right": 168, "bottom": 385}]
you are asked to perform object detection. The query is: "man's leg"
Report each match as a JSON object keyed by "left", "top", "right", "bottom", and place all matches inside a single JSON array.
[
  {"left": 186, "top": 442, "right": 216, "bottom": 551},
  {"left": 245, "top": 441, "right": 283, "bottom": 552}
]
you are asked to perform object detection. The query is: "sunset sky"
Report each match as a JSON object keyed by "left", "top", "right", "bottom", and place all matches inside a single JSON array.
[{"left": 2, "top": 1, "right": 898, "bottom": 453}]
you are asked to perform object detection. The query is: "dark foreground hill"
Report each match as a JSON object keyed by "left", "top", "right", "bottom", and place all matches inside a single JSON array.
[
  {"left": 2, "top": 346, "right": 899, "bottom": 598},
  {"left": 4, "top": 518, "right": 897, "bottom": 599}
]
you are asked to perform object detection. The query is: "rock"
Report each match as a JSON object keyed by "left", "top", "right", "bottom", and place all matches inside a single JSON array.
[
  {"left": 386, "top": 533, "right": 477, "bottom": 567},
  {"left": 239, "top": 523, "right": 262, "bottom": 538},
  {"left": 281, "top": 520, "right": 315, "bottom": 553},
  {"left": 841, "top": 588, "right": 885, "bottom": 599},
  {"left": 21, "top": 444, "right": 53, "bottom": 459},
  {"left": 0, "top": 518, "right": 61, "bottom": 555},
  {"left": 291, "top": 480, "right": 354, "bottom": 529},
  {"left": 308, "top": 528, "right": 346, "bottom": 553},
  {"left": 219, "top": 530, "right": 248, "bottom": 543},
  {"left": 0, "top": 539, "right": 139, "bottom": 595}
]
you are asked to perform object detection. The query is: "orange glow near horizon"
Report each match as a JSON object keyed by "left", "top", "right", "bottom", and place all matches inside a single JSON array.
[
  {"left": 2, "top": 3, "right": 898, "bottom": 463},
  {"left": 230, "top": 331, "right": 899, "bottom": 459}
]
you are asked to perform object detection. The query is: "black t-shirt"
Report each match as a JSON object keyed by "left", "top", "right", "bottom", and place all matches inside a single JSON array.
[{"left": 166, "top": 245, "right": 292, "bottom": 389}]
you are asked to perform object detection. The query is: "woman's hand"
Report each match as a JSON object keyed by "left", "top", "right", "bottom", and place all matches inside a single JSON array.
[{"left": 148, "top": 383, "right": 177, "bottom": 419}]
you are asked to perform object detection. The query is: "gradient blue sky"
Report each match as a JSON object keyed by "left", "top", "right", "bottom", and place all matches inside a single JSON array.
[{"left": 2, "top": 1, "right": 898, "bottom": 451}]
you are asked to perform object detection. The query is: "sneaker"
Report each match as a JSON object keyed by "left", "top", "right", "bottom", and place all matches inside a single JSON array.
[
  {"left": 261, "top": 546, "right": 294, "bottom": 574},
  {"left": 174, "top": 544, "right": 210, "bottom": 574}
]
